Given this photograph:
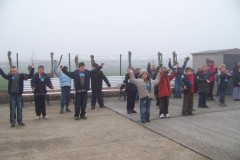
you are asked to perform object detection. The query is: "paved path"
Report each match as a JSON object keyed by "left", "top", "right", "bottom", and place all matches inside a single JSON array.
[
  {"left": 0, "top": 95, "right": 239, "bottom": 160},
  {"left": 106, "top": 95, "right": 240, "bottom": 160}
]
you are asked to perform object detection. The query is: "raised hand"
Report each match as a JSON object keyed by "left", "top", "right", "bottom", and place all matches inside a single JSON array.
[
  {"left": 100, "top": 63, "right": 105, "bottom": 67},
  {"left": 53, "top": 60, "right": 57, "bottom": 64},
  {"left": 32, "top": 63, "right": 34, "bottom": 68}
]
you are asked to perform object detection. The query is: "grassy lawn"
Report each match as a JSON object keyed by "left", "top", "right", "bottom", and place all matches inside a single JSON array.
[{"left": 0, "top": 77, "right": 8, "bottom": 91}]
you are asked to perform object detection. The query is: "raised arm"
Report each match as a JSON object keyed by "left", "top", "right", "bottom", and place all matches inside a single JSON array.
[
  {"left": 61, "top": 66, "right": 75, "bottom": 79},
  {"left": 152, "top": 72, "right": 160, "bottom": 86},
  {"left": 182, "top": 57, "right": 189, "bottom": 69},
  {"left": 90, "top": 63, "right": 103, "bottom": 77},
  {"left": 147, "top": 63, "right": 152, "bottom": 76},
  {"left": 128, "top": 69, "right": 138, "bottom": 86},
  {"left": 0, "top": 68, "right": 10, "bottom": 80},
  {"left": 54, "top": 61, "right": 61, "bottom": 78},
  {"left": 23, "top": 64, "right": 34, "bottom": 80}
]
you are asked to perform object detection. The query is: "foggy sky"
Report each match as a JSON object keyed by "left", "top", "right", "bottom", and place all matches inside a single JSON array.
[{"left": 0, "top": 0, "right": 239, "bottom": 61}]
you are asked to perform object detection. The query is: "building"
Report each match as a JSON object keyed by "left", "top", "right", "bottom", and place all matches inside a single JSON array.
[{"left": 191, "top": 48, "right": 240, "bottom": 95}]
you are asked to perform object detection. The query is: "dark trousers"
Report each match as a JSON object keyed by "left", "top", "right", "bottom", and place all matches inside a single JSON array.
[
  {"left": 126, "top": 92, "right": 137, "bottom": 111},
  {"left": 91, "top": 89, "right": 104, "bottom": 107},
  {"left": 34, "top": 95, "right": 46, "bottom": 116},
  {"left": 60, "top": 86, "right": 71, "bottom": 110},
  {"left": 75, "top": 91, "right": 87, "bottom": 117},
  {"left": 159, "top": 96, "right": 169, "bottom": 115},
  {"left": 208, "top": 81, "right": 215, "bottom": 99},
  {"left": 182, "top": 93, "right": 194, "bottom": 114},
  {"left": 198, "top": 93, "right": 207, "bottom": 107},
  {"left": 9, "top": 94, "right": 23, "bottom": 124}
]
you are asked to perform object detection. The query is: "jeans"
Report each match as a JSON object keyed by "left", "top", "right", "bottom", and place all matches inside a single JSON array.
[
  {"left": 140, "top": 97, "right": 151, "bottom": 122},
  {"left": 198, "top": 93, "right": 207, "bottom": 107},
  {"left": 174, "top": 77, "right": 182, "bottom": 98},
  {"left": 91, "top": 89, "right": 104, "bottom": 107},
  {"left": 75, "top": 91, "right": 87, "bottom": 117},
  {"left": 9, "top": 94, "right": 23, "bottom": 124},
  {"left": 219, "top": 90, "right": 225, "bottom": 103},
  {"left": 61, "top": 86, "right": 71, "bottom": 110},
  {"left": 232, "top": 87, "right": 240, "bottom": 100}
]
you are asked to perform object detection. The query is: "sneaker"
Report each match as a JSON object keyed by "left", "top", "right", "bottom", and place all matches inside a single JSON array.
[
  {"left": 80, "top": 115, "right": 87, "bottom": 119},
  {"left": 182, "top": 113, "right": 187, "bottom": 116},
  {"left": 219, "top": 103, "right": 224, "bottom": 107},
  {"left": 35, "top": 116, "right": 40, "bottom": 120},
  {"left": 11, "top": 123, "right": 15, "bottom": 127},
  {"left": 43, "top": 116, "right": 48, "bottom": 119},
  {"left": 159, "top": 114, "right": 164, "bottom": 119},
  {"left": 165, "top": 114, "right": 170, "bottom": 118},
  {"left": 188, "top": 113, "right": 194, "bottom": 116},
  {"left": 74, "top": 116, "right": 79, "bottom": 120},
  {"left": 192, "top": 109, "right": 195, "bottom": 111},
  {"left": 91, "top": 106, "right": 95, "bottom": 109},
  {"left": 141, "top": 121, "right": 146, "bottom": 124},
  {"left": 60, "top": 110, "right": 64, "bottom": 114},
  {"left": 204, "top": 106, "right": 209, "bottom": 108},
  {"left": 127, "top": 110, "right": 132, "bottom": 114},
  {"left": 223, "top": 103, "right": 227, "bottom": 107},
  {"left": 18, "top": 122, "right": 25, "bottom": 126},
  {"left": 131, "top": 110, "right": 137, "bottom": 113},
  {"left": 100, "top": 106, "right": 106, "bottom": 108},
  {"left": 146, "top": 119, "right": 150, "bottom": 122},
  {"left": 66, "top": 108, "right": 71, "bottom": 112}
]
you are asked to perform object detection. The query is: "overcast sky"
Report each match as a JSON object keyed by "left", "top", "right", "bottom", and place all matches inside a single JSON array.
[{"left": 0, "top": 0, "right": 239, "bottom": 61}]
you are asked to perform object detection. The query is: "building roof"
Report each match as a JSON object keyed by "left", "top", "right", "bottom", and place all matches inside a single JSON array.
[{"left": 191, "top": 48, "right": 240, "bottom": 55}]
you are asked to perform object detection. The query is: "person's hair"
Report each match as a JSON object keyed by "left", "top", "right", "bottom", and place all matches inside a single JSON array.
[
  {"left": 38, "top": 65, "right": 44, "bottom": 70},
  {"left": 155, "top": 66, "right": 161, "bottom": 72},
  {"left": 127, "top": 66, "right": 134, "bottom": 70},
  {"left": 208, "top": 60, "right": 214, "bottom": 64},
  {"left": 185, "top": 67, "right": 192, "bottom": 72},
  {"left": 11, "top": 66, "right": 17, "bottom": 69},
  {"left": 63, "top": 66, "right": 68, "bottom": 70},
  {"left": 92, "top": 63, "right": 99, "bottom": 68},
  {"left": 78, "top": 62, "right": 85, "bottom": 68}
]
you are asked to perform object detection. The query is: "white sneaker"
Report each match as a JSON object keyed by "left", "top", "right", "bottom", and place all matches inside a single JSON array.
[
  {"left": 166, "top": 114, "right": 170, "bottom": 118},
  {"left": 159, "top": 114, "right": 164, "bottom": 119},
  {"left": 35, "top": 116, "right": 40, "bottom": 120},
  {"left": 43, "top": 116, "right": 48, "bottom": 119}
]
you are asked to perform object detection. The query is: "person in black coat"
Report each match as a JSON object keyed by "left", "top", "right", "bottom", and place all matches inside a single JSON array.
[
  {"left": 218, "top": 68, "right": 231, "bottom": 106},
  {"left": 31, "top": 65, "right": 53, "bottom": 120},
  {"left": 61, "top": 62, "right": 104, "bottom": 120},
  {"left": 91, "top": 63, "right": 111, "bottom": 109},
  {"left": 232, "top": 67, "right": 240, "bottom": 100},
  {"left": 120, "top": 66, "right": 138, "bottom": 114},
  {"left": 0, "top": 65, "right": 34, "bottom": 127}
]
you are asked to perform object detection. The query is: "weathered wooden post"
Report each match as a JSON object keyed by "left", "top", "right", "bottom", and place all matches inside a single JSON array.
[
  {"left": 50, "top": 52, "right": 54, "bottom": 78},
  {"left": 172, "top": 51, "right": 177, "bottom": 65},
  {"left": 7, "top": 51, "right": 13, "bottom": 70},
  {"left": 74, "top": 54, "right": 78, "bottom": 68},
  {"left": 90, "top": 55, "right": 95, "bottom": 65},
  {"left": 128, "top": 51, "right": 132, "bottom": 67},
  {"left": 158, "top": 52, "right": 163, "bottom": 67}
]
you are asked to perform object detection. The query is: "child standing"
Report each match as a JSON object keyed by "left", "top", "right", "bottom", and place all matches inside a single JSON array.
[
  {"left": 218, "top": 68, "right": 231, "bottom": 106},
  {"left": 158, "top": 67, "right": 176, "bottom": 118},
  {"left": 128, "top": 69, "right": 160, "bottom": 124},
  {"left": 182, "top": 67, "right": 197, "bottom": 116},
  {"left": 31, "top": 65, "right": 53, "bottom": 120}
]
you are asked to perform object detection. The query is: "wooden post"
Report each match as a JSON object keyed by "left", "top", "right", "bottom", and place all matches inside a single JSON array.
[
  {"left": 172, "top": 51, "right": 177, "bottom": 65},
  {"left": 120, "top": 54, "right": 122, "bottom": 76},
  {"left": 128, "top": 51, "right": 132, "bottom": 67},
  {"left": 158, "top": 52, "right": 162, "bottom": 66},
  {"left": 7, "top": 51, "right": 13, "bottom": 71},
  {"left": 74, "top": 54, "right": 78, "bottom": 68},
  {"left": 90, "top": 55, "right": 95, "bottom": 65},
  {"left": 68, "top": 53, "right": 71, "bottom": 71},
  {"left": 50, "top": 52, "right": 54, "bottom": 78}
]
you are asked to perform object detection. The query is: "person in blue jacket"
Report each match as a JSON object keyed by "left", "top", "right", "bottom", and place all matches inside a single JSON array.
[{"left": 54, "top": 60, "right": 72, "bottom": 114}]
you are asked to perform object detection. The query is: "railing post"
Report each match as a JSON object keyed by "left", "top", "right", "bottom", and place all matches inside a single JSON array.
[
  {"left": 16, "top": 53, "right": 19, "bottom": 68},
  {"left": 69, "top": 53, "right": 71, "bottom": 71},
  {"left": 120, "top": 54, "right": 122, "bottom": 76}
]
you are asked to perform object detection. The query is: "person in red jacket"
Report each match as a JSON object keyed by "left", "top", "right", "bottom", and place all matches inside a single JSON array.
[
  {"left": 207, "top": 60, "right": 217, "bottom": 100},
  {"left": 158, "top": 67, "right": 176, "bottom": 118}
]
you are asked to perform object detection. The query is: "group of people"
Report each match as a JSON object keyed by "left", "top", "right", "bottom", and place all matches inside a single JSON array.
[
  {"left": 0, "top": 60, "right": 111, "bottom": 127},
  {"left": 121, "top": 58, "right": 238, "bottom": 123},
  {"left": 1, "top": 57, "right": 239, "bottom": 126}
]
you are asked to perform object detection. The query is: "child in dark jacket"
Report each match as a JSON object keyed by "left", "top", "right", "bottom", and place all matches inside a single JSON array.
[
  {"left": 31, "top": 65, "right": 53, "bottom": 120},
  {"left": 62, "top": 62, "right": 104, "bottom": 120},
  {"left": 196, "top": 65, "right": 218, "bottom": 108},
  {"left": 182, "top": 67, "right": 197, "bottom": 116},
  {"left": 218, "top": 68, "right": 231, "bottom": 106},
  {"left": 120, "top": 66, "right": 138, "bottom": 114}
]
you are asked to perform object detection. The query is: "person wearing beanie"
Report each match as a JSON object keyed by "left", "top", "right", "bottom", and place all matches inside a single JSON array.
[
  {"left": 91, "top": 63, "right": 111, "bottom": 109},
  {"left": 128, "top": 68, "right": 160, "bottom": 124}
]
